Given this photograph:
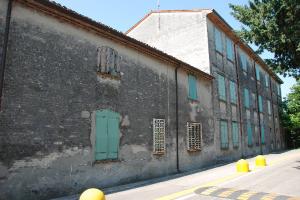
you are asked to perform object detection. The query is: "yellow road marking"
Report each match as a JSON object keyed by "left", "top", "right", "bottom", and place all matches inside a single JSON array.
[
  {"left": 218, "top": 188, "right": 239, "bottom": 198},
  {"left": 156, "top": 151, "right": 300, "bottom": 200},
  {"left": 260, "top": 193, "right": 279, "bottom": 200},
  {"left": 200, "top": 187, "right": 219, "bottom": 195},
  {"left": 237, "top": 191, "right": 257, "bottom": 200}
]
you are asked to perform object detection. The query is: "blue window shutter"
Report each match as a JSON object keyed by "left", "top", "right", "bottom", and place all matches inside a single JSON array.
[
  {"left": 258, "top": 95, "right": 263, "bottom": 112},
  {"left": 226, "top": 38, "right": 233, "bottom": 60},
  {"left": 95, "top": 112, "right": 108, "bottom": 160},
  {"left": 220, "top": 121, "right": 228, "bottom": 148},
  {"left": 244, "top": 88, "right": 249, "bottom": 108},
  {"left": 95, "top": 110, "right": 120, "bottom": 161},
  {"left": 240, "top": 53, "right": 247, "bottom": 71},
  {"left": 232, "top": 122, "right": 239, "bottom": 147},
  {"left": 218, "top": 75, "right": 226, "bottom": 101},
  {"left": 188, "top": 75, "right": 197, "bottom": 100},
  {"left": 256, "top": 66, "right": 260, "bottom": 81},
  {"left": 247, "top": 121, "right": 252, "bottom": 146},
  {"left": 107, "top": 117, "right": 120, "bottom": 159},
  {"left": 265, "top": 74, "right": 269, "bottom": 87},
  {"left": 215, "top": 28, "right": 222, "bottom": 52},
  {"left": 230, "top": 81, "right": 237, "bottom": 103},
  {"left": 261, "top": 125, "right": 265, "bottom": 144}
]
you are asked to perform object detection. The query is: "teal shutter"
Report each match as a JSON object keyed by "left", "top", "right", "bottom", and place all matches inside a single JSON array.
[
  {"left": 265, "top": 74, "right": 269, "bottom": 87},
  {"left": 215, "top": 28, "right": 222, "bottom": 52},
  {"left": 240, "top": 53, "right": 247, "bottom": 71},
  {"left": 232, "top": 122, "right": 239, "bottom": 147},
  {"left": 230, "top": 81, "right": 237, "bottom": 103},
  {"left": 258, "top": 95, "right": 263, "bottom": 112},
  {"left": 256, "top": 66, "right": 260, "bottom": 81},
  {"left": 267, "top": 100, "right": 271, "bottom": 115},
  {"left": 95, "top": 110, "right": 120, "bottom": 160},
  {"left": 95, "top": 113, "right": 108, "bottom": 160},
  {"left": 261, "top": 125, "right": 265, "bottom": 144},
  {"left": 247, "top": 121, "right": 252, "bottom": 146},
  {"left": 226, "top": 38, "right": 233, "bottom": 60},
  {"left": 244, "top": 88, "right": 250, "bottom": 108},
  {"left": 218, "top": 75, "right": 226, "bottom": 101},
  {"left": 220, "top": 121, "right": 228, "bottom": 148},
  {"left": 188, "top": 75, "right": 197, "bottom": 100}
]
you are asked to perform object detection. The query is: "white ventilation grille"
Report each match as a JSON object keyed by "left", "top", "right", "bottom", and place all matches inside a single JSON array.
[
  {"left": 153, "top": 119, "right": 166, "bottom": 154},
  {"left": 187, "top": 122, "right": 202, "bottom": 151}
]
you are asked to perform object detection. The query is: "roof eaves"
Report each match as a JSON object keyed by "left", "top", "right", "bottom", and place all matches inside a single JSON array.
[{"left": 15, "top": 0, "right": 214, "bottom": 81}]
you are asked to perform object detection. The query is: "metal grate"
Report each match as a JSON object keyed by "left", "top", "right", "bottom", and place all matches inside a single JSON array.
[
  {"left": 153, "top": 119, "right": 166, "bottom": 154},
  {"left": 187, "top": 122, "right": 202, "bottom": 151}
]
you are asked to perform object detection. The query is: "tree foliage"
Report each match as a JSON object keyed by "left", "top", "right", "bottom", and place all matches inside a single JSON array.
[{"left": 230, "top": 0, "right": 300, "bottom": 79}]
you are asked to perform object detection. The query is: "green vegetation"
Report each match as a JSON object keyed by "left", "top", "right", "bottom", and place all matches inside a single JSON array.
[
  {"left": 280, "top": 81, "right": 300, "bottom": 148},
  {"left": 230, "top": 0, "right": 300, "bottom": 79}
]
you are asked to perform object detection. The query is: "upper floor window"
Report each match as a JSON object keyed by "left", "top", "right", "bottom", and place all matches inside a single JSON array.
[
  {"left": 267, "top": 100, "right": 272, "bottom": 115},
  {"left": 255, "top": 65, "right": 261, "bottom": 81},
  {"left": 261, "top": 125, "right": 265, "bottom": 144},
  {"left": 232, "top": 121, "right": 239, "bottom": 148},
  {"left": 247, "top": 121, "right": 253, "bottom": 146},
  {"left": 258, "top": 95, "right": 263, "bottom": 112},
  {"left": 218, "top": 74, "right": 226, "bottom": 101},
  {"left": 97, "top": 46, "right": 121, "bottom": 77},
  {"left": 188, "top": 74, "right": 198, "bottom": 100},
  {"left": 265, "top": 74, "right": 269, "bottom": 87},
  {"left": 240, "top": 52, "right": 247, "bottom": 72},
  {"left": 229, "top": 81, "right": 237, "bottom": 104},
  {"left": 277, "top": 84, "right": 281, "bottom": 96},
  {"left": 214, "top": 27, "right": 223, "bottom": 53},
  {"left": 244, "top": 88, "right": 250, "bottom": 109},
  {"left": 226, "top": 38, "right": 234, "bottom": 61}
]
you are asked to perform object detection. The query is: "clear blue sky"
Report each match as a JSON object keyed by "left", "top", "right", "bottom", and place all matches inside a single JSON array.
[{"left": 53, "top": 0, "right": 296, "bottom": 98}]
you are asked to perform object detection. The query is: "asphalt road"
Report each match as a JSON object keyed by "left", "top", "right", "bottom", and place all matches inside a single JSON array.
[{"left": 106, "top": 149, "right": 300, "bottom": 200}]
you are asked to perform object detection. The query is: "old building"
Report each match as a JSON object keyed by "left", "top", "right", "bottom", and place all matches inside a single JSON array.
[
  {"left": 0, "top": 1, "right": 283, "bottom": 200},
  {"left": 127, "top": 9, "right": 284, "bottom": 157}
]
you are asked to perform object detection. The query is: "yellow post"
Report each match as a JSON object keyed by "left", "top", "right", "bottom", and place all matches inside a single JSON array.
[
  {"left": 236, "top": 159, "right": 250, "bottom": 172},
  {"left": 79, "top": 188, "right": 105, "bottom": 200},
  {"left": 255, "top": 155, "right": 267, "bottom": 167}
]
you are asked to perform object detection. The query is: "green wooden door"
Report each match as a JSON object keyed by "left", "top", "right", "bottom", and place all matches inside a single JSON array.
[{"left": 95, "top": 110, "right": 120, "bottom": 160}]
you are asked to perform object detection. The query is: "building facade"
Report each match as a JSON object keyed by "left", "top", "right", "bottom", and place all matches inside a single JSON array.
[
  {"left": 127, "top": 9, "right": 284, "bottom": 158},
  {"left": 0, "top": 1, "right": 283, "bottom": 199}
]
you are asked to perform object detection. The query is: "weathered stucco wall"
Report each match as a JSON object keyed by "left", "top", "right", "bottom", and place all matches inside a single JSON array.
[
  {"left": 0, "top": 3, "right": 214, "bottom": 200},
  {"left": 127, "top": 11, "right": 211, "bottom": 74}
]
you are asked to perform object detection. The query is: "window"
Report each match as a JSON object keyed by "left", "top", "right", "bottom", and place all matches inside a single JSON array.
[
  {"left": 215, "top": 27, "right": 222, "bottom": 52},
  {"left": 220, "top": 120, "right": 229, "bottom": 149},
  {"left": 244, "top": 88, "right": 250, "bottom": 108},
  {"left": 97, "top": 46, "right": 120, "bottom": 77},
  {"left": 240, "top": 52, "right": 247, "bottom": 71},
  {"left": 258, "top": 95, "right": 263, "bottom": 112},
  {"left": 267, "top": 100, "right": 272, "bottom": 115},
  {"left": 188, "top": 74, "right": 198, "bottom": 100},
  {"left": 247, "top": 121, "right": 253, "bottom": 146},
  {"left": 265, "top": 74, "right": 269, "bottom": 87},
  {"left": 232, "top": 122, "right": 239, "bottom": 148},
  {"left": 187, "top": 122, "right": 202, "bottom": 151},
  {"left": 261, "top": 125, "right": 265, "bottom": 144},
  {"left": 218, "top": 74, "right": 226, "bottom": 101},
  {"left": 226, "top": 38, "right": 234, "bottom": 61},
  {"left": 153, "top": 119, "right": 166, "bottom": 154},
  {"left": 229, "top": 81, "right": 237, "bottom": 104},
  {"left": 255, "top": 65, "right": 261, "bottom": 81},
  {"left": 95, "top": 110, "right": 120, "bottom": 161},
  {"left": 277, "top": 84, "right": 281, "bottom": 96}
]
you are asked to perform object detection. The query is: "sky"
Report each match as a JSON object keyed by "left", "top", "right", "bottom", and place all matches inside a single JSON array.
[{"left": 53, "top": 0, "right": 296, "bottom": 98}]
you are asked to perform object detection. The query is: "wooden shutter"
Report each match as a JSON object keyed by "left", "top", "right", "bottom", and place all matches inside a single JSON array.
[
  {"left": 247, "top": 121, "right": 252, "bottom": 146},
  {"left": 226, "top": 38, "right": 233, "bottom": 60},
  {"left": 258, "top": 95, "right": 263, "bottom": 112},
  {"left": 95, "top": 110, "right": 120, "bottom": 160},
  {"left": 218, "top": 75, "right": 226, "bottom": 101},
  {"left": 230, "top": 81, "right": 237, "bottom": 103},
  {"left": 220, "top": 121, "right": 228, "bottom": 148},
  {"left": 261, "top": 125, "right": 265, "bottom": 144},
  {"left": 215, "top": 28, "right": 222, "bottom": 52},
  {"left": 188, "top": 75, "right": 197, "bottom": 100},
  {"left": 232, "top": 122, "right": 239, "bottom": 147},
  {"left": 244, "top": 88, "right": 250, "bottom": 108},
  {"left": 256, "top": 66, "right": 260, "bottom": 81}
]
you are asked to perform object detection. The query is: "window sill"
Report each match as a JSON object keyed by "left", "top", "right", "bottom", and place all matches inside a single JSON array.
[
  {"left": 227, "top": 58, "right": 234, "bottom": 63},
  {"left": 188, "top": 97, "right": 199, "bottom": 102},
  {"left": 97, "top": 72, "right": 121, "bottom": 80},
  {"left": 187, "top": 149, "right": 201, "bottom": 152},
  {"left": 216, "top": 50, "right": 224, "bottom": 56},
  {"left": 153, "top": 152, "right": 165, "bottom": 156},
  {"left": 93, "top": 159, "right": 120, "bottom": 164}
]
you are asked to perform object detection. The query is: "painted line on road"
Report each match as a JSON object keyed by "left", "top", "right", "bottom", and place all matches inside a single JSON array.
[{"left": 155, "top": 152, "right": 300, "bottom": 200}]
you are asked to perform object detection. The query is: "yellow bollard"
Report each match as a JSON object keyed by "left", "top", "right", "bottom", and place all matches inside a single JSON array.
[
  {"left": 79, "top": 188, "right": 105, "bottom": 200},
  {"left": 255, "top": 155, "right": 267, "bottom": 167},
  {"left": 236, "top": 159, "right": 250, "bottom": 172}
]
